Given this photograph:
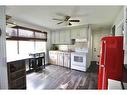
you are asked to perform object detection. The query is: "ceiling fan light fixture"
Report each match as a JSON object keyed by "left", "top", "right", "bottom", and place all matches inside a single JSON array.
[{"left": 69, "top": 23, "right": 72, "bottom": 26}]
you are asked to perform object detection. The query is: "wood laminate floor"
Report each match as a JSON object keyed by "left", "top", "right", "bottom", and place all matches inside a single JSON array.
[{"left": 26, "top": 62, "right": 98, "bottom": 90}]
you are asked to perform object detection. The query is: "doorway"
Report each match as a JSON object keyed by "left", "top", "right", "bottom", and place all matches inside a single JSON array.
[{"left": 92, "top": 29, "right": 110, "bottom": 63}]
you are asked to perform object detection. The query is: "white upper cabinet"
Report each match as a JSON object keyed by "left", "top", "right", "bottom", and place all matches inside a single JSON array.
[
  {"left": 62, "top": 30, "right": 71, "bottom": 44},
  {"left": 59, "top": 30, "right": 71, "bottom": 44},
  {"left": 59, "top": 30, "right": 65, "bottom": 44},
  {"left": 54, "top": 31, "right": 60, "bottom": 44},
  {"left": 51, "top": 27, "right": 88, "bottom": 44},
  {"left": 51, "top": 31, "right": 59, "bottom": 44},
  {"left": 51, "top": 31, "right": 55, "bottom": 44},
  {"left": 71, "top": 28, "right": 88, "bottom": 39}
]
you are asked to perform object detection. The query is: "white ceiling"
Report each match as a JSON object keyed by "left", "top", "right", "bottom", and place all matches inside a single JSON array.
[{"left": 6, "top": 6, "right": 122, "bottom": 30}]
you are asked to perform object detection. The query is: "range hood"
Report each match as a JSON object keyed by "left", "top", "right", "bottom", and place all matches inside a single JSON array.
[{"left": 75, "top": 39, "right": 87, "bottom": 42}]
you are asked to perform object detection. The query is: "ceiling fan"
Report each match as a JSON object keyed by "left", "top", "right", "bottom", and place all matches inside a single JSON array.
[{"left": 52, "top": 14, "right": 80, "bottom": 26}]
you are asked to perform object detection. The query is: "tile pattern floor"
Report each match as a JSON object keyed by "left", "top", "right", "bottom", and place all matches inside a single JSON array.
[{"left": 27, "top": 62, "right": 98, "bottom": 90}]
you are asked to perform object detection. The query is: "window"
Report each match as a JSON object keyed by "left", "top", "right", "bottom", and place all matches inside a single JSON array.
[
  {"left": 35, "top": 41, "right": 46, "bottom": 52},
  {"left": 6, "top": 40, "right": 46, "bottom": 56},
  {"left": 6, "top": 40, "right": 18, "bottom": 56},
  {"left": 18, "top": 29, "right": 34, "bottom": 38},
  {"left": 19, "top": 41, "right": 34, "bottom": 55},
  {"left": 6, "top": 26, "right": 47, "bottom": 41},
  {"left": 6, "top": 26, "right": 47, "bottom": 57}
]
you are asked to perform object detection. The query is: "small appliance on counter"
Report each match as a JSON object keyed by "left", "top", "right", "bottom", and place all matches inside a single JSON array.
[{"left": 50, "top": 44, "right": 58, "bottom": 50}]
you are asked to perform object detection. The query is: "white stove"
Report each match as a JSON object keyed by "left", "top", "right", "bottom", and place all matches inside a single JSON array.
[{"left": 71, "top": 48, "right": 88, "bottom": 72}]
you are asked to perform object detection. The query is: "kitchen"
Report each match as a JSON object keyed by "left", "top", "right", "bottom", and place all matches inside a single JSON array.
[{"left": 0, "top": 6, "right": 127, "bottom": 90}]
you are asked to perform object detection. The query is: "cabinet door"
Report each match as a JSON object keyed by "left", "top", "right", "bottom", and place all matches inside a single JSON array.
[
  {"left": 57, "top": 52, "right": 64, "bottom": 66},
  {"left": 59, "top": 31, "right": 65, "bottom": 44},
  {"left": 51, "top": 32, "right": 55, "bottom": 44},
  {"left": 71, "top": 29, "right": 77, "bottom": 39},
  {"left": 71, "top": 28, "right": 88, "bottom": 39},
  {"left": 49, "top": 51, "right": 58, "bottom": 65},
  {"left": 64, "top": 30, "right": 71, "bottom": 44},
  {"left": 55, "top": 31, "right": 60, "bottom": 44},
  {"left": 79, "top": 28, "right": 88, "bottom": 39},
  {"left": 64, "top": 53, "right": 71, "bottom": 68},
  {"left": 51, "top": 31, "right": 59, "bottom": 44},
  {"left": 59, "top": 30, "right": 71, "bottom": 44}
]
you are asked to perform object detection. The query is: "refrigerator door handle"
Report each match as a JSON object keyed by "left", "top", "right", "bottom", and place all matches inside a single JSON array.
[
  {"left": 100, "top": 64, "right": 105, "bottom": 68},
  {"left": 96, "top": 62, "right": 105, "bottom": 67}
]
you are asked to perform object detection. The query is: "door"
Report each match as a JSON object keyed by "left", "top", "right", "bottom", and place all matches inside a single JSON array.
[
  {"left": 93, "top": 32, "right": 103, "bottom": 62},
  {"left": 92, "top": 31, "right": 110, "bottom": 62}
]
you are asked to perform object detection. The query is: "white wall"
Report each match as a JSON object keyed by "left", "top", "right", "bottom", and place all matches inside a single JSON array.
[
  {"left": 113, "top": 7, "right": 124, "bottom": 36},
  {"left": 86, "top": 25, "right": 93, "bottom": 68},
  {"left": 112, "top": 6, "right": 127, "bottom": 68},
  {"left": 123, "top": 6, "right": 127, "bottom": 67},
  {"left": 0, "top": 6, "right": 8, "bottom": 89}
]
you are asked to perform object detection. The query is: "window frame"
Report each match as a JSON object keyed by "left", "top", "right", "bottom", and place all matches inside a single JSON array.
[
  {"left": 6, "top": 25, "right": 47, "bottom": 55},
  {"left": 6, "top": 25, "right": 47, "bottom": 41}
]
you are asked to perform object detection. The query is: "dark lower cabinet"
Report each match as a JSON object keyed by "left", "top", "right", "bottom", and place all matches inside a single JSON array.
[{"left": 7, "top": 60, "right": 26, "bottom": 89}]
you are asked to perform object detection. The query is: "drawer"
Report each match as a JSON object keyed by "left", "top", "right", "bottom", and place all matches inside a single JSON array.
[{"left": 9, "top": 76, "right": 26, "bottom": 89}]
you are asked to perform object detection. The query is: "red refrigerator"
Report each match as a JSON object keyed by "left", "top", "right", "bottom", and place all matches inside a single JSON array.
[{"left": 98, "top": 36, "right": 124, "bottom": 89}]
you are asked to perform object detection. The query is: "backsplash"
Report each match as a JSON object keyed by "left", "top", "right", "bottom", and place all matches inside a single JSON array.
[{"left": 58, "top": 42, "right": 88, "bottom": 51}]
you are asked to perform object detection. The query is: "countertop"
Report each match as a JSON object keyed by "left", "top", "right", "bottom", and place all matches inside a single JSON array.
[
  {"left": 49, "top": 50, "right": 89, "bottom": 53},
  {"left": 7, "top": 54, "right": 32, "bottom": 63},
  {"left": 49, "top": 50, "right": 75, "bottom": 52}
]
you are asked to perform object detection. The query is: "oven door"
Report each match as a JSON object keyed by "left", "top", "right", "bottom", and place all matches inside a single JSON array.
[{"left": 71, "top": 53, "right": 86, "bottom": 67}]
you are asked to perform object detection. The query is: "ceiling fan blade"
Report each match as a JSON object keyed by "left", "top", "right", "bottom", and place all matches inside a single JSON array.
[
  {"left": 69, "top": 22, "right": 72, "bottom": 26},
  {"left": 69, "top": 20, "right": 80, "bottom": 22},
  {"left": 57, "top": 21, "right": 64, "bottom": 24},
  {"left": 52, "top": 18, "right": 63, "bottom": 21}
]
